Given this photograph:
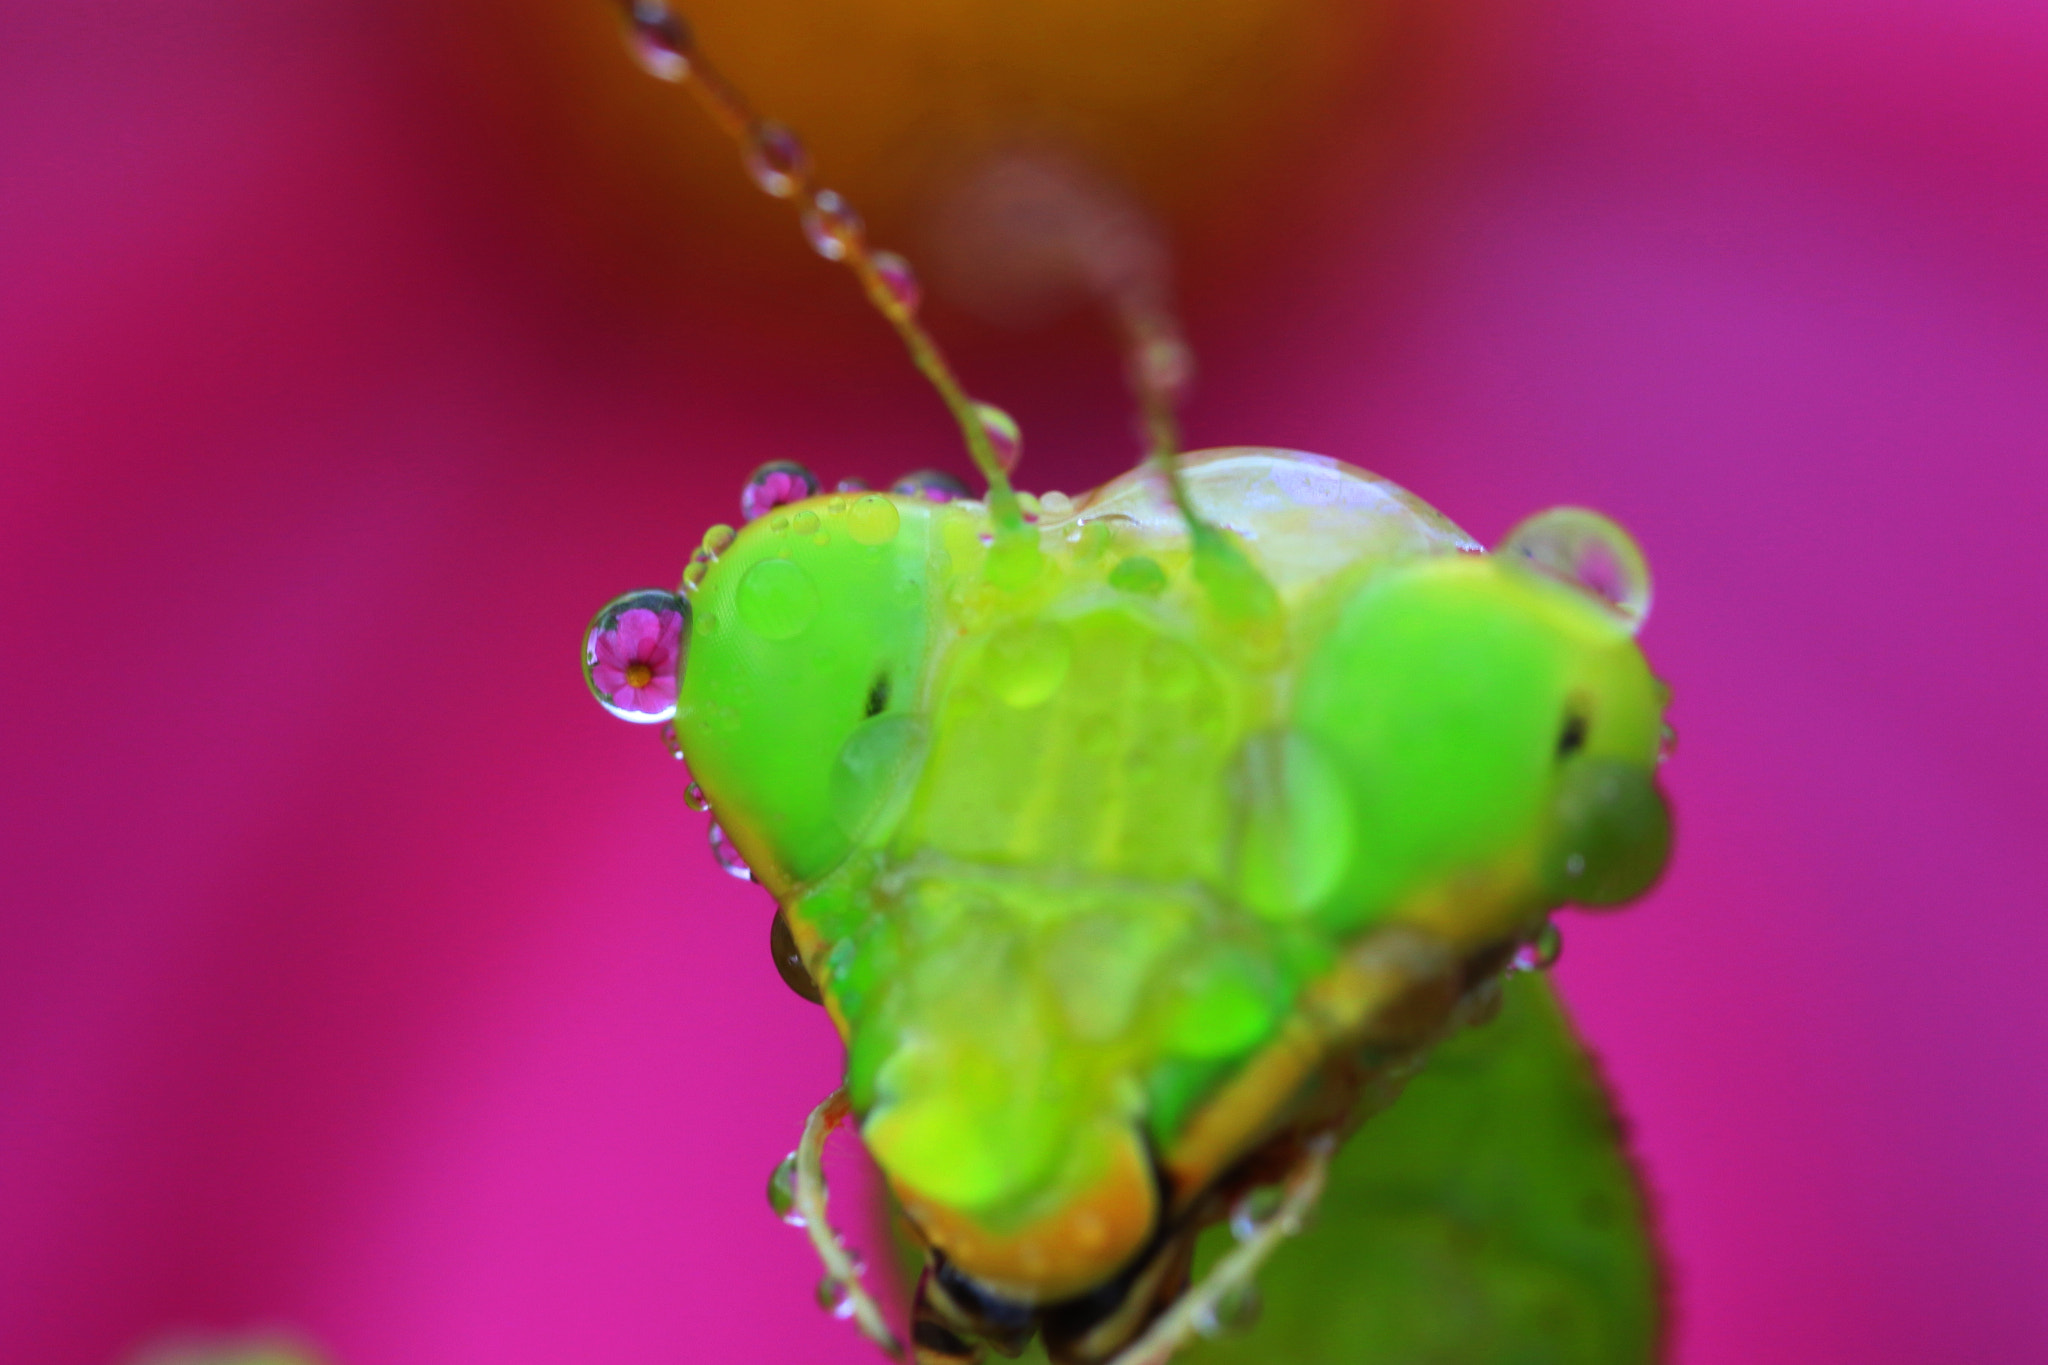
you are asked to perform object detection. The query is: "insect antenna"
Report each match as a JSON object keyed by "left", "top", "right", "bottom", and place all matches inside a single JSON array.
[{"left": 609, "top": 0, "right": 1028, "bottom": 540}]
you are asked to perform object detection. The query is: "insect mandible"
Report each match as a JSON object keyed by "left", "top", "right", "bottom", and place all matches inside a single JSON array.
[{"left": 581, "top": 6, "right": 1675, "bottom": 1364}]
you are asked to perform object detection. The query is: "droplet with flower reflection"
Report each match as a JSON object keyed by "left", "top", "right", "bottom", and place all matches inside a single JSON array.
[
  {"left": 583, "top": 590, "right": 689, "bottom": 723},
  {"left": 741, "top": 461, "right": 821, "bottom": 522}
]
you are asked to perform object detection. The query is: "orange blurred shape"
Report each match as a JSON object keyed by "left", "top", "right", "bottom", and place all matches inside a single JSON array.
[{"left": 452, "top": 0, "right": 1439, "bottom": 315}]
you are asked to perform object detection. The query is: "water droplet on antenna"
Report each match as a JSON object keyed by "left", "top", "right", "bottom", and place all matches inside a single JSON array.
[
  {"left": 767, "top": 1151, "right": 805, "bottom": 1226},
  {"left": 802, "top": 190, "right": 865, "bottom": 261},
  {"left": 1513, "top": 921, "right": 1563, "bottom": 973},
  {"left": 623, "top": 0, "right": 691, "bottom": 81},
  {"left": 868, "top": 250, "right": 922, "bottom": 316},
  {"left": 1193, "top": 1283, "right": 1262, "bottom": 1339},
  {"left": 816, "top": 1275, "right": 856, "bottom": 1319},
  {"left": 972, "top": 402, "right": 1022, "bottom": 471},
  {"left": 744, "top": 121, "right": 810, "bottom": 198}
]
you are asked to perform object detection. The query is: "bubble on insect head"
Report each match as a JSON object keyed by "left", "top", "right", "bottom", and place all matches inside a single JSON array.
[
  {"left": 736, "top": 557, "right": 820, "bottom": 640},
  {"left": 981, "top": 621, "right": 1072, "bottom": 708},
  {"left": 972, "top": 401, "right": 1022, "bottom": 472},
  {"left": 744, "top": 120, "right": 810, "bottom": 199},
  {"left": 622, "top": 0, "right": 692, "bottom": 81},
  {"left": 891, "top": 469, "right": 969, "bottom": 503},
  {"left": 844, "top": 493, "right": 901, "bottom": 547},
  {"left": 1230, "top": 731, "right": 1354, "bottom": 921},
  {"left": 869, "top": 251, "right": 922, "bottom": 317},
  {"left": 708, "top": 822, "right": 753, "bottom": 880},
  {"left": 763, "top": 1149, "right": 807, "bottom": 1226},
  {"left": 770, "top": 908, "right": 823, "bottom": 1004},
  {"left": 1108, "top": 555, "right": 1168, "bottom": 596},
  {"left": 802, "top": 190, "right": 865, "bottom": 261},
  {"left": 1497, "top": 507, "right": 1652, "bottom": 633},
  {"left": 741, "top": 461, "right": 820, "bottom": 523},
  {"left": 583, "top": 589, "right": 689, "bottom": 724},
  {"left": 830, "top": 714, "right": 927, "bottom": 840},
  {"left": 1547, "top": 759, "right": 1672, "bottom": 907}
]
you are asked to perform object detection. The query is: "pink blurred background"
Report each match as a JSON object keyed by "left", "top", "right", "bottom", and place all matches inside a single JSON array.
[{"left": 4, "top": 2, "right": 2045, "bottom": 1363}]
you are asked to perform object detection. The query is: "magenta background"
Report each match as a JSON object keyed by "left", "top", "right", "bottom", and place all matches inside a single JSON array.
[{"left": 4, "top": 2, "right": 2045, "bottom": 1363}]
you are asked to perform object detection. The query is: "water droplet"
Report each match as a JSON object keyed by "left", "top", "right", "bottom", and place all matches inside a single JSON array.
[
  {"left": 1513, "top": 920, "right": 1563, "bottom": 973},
  {"left": 1229, "top": 1186, "right": 1282, "bottom": 1242},
  {"left": 623, "top": 0, "right": 691, "bottom": 80},
  {"left": 681, "top": 559, "right": 710, "bottom": 594},
  {"left": 791, "top": 509, "right": 820, "bottom": 537},
  {"left": 835, "top": 477, "right": 870, "bottom": 493},
  {"left": 1039, "top": 490, "right": 1073, "bottom": 517},
  {"left": 972, "top": 402, "right": 1022, "bottom": 471},
  {"left": 1658, "top": 722, "right": 1678, "bottom": 763},
  {"left": 684, "top": 782, "right": 711, "bottom": 813},
  {"left": 744, "top": 120, "right": 809, "bottom": 198},
  {"left": 771, "top": 908, "right": 823, "bottom": 1004},
  {"left": 583, "top": 589, "right": 689, "bottom": 724},
  {"left": 1133, "top": 333, "right": 1194, "bottom": 401},
  {"left": 802, "top": 190, "right": 864, "bottom": 261},
  {"left": 701, "top": 523, "right": 737, "bottom": 555},
  {"left": 663, "top": 721, "right": 686, "bottom": 760},
  {"left": 741, "top": 461, "right": 820, "bottom": 522},
  {"left": 1108, "top": 555, "right": 1167, "bottom": 596},
  {"left": 845, "top": 493, "right": 901, "bottom": 547},
  {"left": 737, "top": 557, "right": 820, "bottom": 640},
  {"left": 891, "top": 469, "right": 968, "bottom": 503},
  {"left": 708, "top": 822, "right": 752, "bottom": 880},
  {"left": 869, "top": 250, "right": 922, "bottom": 316},
  {"left": 982, "top": 621, "right": 1071, "bottom": 708},
  {"left": 1498, "top": 507, "right": 1652, "bottom": 633},
  {"left": 815, "top": 1275, "right": 855, "bottom": 1319},
  {"left": 767, "top": 1150, "right": 805, "bottom": 1225},
  {"left": 1193, "top": 1283, "right": 1261, "bottom": 1338}
]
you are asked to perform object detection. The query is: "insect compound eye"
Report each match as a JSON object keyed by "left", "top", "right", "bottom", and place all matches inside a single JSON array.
[
  {"left": 864, "top": 672, "right": 891, "bottom": 719},
  {"left": 1556, "top": 709, "right": 1589, "bottom": 759},
  {"left": 582, "top": 588, "right": 690, "bottom": 724},
  {"left": 1545, "top": 757, "right": 1673, "bottom": 908},
  {"left": 1498, "top": 507, "right": 1652, "bottom": 634}
]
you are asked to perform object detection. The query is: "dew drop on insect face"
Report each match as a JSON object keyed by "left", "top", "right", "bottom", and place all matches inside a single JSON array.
[
  {"left": 708, "top": 822, "right": 752, "bottom": 879},
  {"left": 744, "top": 120, "right": 810, "bottom": 199},
  {"left": 1039, "top": 490, "right": 1073, "bottom": 518},
  {"left": 791, "top": 509, "right": 820, "bottom": 537},
  {"left": 1498, "top": 507, "right": 1652, "bottom": 632},
  {"left": 802, "top": 190, "right": 865, "bottom": 261},
  {"left": 623, "top": 0, "right": 691, "bottom": 81},
  {"left": 845, "top": 493, "right": 901, "bottom": 547},
  {"left": 583, "top": 589, "right": 689, "bottom": 724},
  {"left": 1108, "top": 555, "right": 1168, "bottom": 596},
  {"left": 982, "top": 621, "right": 1071, "bottom": 708},
  {"left": 1513, "top": 920, "right": 1563, "bottom": 973},
  {"left": 1193, "top": 1283, "right": 1262, "bottom": 1339},
  {"left": 972, "top": 402, "right": 1022, "bottom": 471},
  {"left": 815, "top": 1276, "right": 856, "bottom": 1320},
  {"left": 741, "top": 461, "right": 820, "bottom": 522},
  {"left": 767, "top": 1150, "right": 805, "bottom": 1226},
  {"left": 737, "top": 557, "right": 820, "bottom": 640},
  {"left": 1659, "top": 722, "right": 1678, "bottom": 764},
  {"left": 869, "top": 250, "right": 922, "bottom": 316},
  {"left": 701, "top": 523, "right": 737, "bottom": 556},
  {"left": 683, "top": 782, "right": 711, "bottom": 813},
  {"left": 892, "top": 469, "right": 968, "bottom": 503}
]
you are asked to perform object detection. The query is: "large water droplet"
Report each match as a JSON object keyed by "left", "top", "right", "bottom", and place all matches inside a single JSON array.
[
  {"left": 802, "top": 190, "right": 864, "bottom": 261},
  {"left": 1498, "top": 507, "right": 1652, "bottom": 633},
  {"left": 736, "top": 557, "right": 820, "bottom": 640},
  {"left": 869, "top": 250, "right": 922, "bottom": 317},
  {"left": 845, "top": 493, "right": 901, "bottom": 547},
  {"left": 744, "top": 120, "right": 810, "bottom": 199},
  {"left": 683, "top": 782, "right": 711, "bottom": 813},
  {"left": 708, "top": 822, "right": 752, "bottom": 880},
  {"left": 771, "top": 908, "right": 823, "bottom": 1004},
  {"left": 701, "top": 523, "right": 737, "bottom": 556},
  {"left": 1193, "top": 1283, "right": 1262, "bottom": 1339},
  {"left": 623, "top": 0, "right": 691, "bottom": 80},
  {"left": 891, "top": 469, "right": 968, "bottom": 503},
  {"left": 972, "top": 402, "right": 1022, "bottom": 471},
  {"left": 583, "top": 589, "right": 689, "bottom": 724},
  {"left": 767, "top": 1150, "right": 806, "bottom": 1226},
  {"left": 741, "top": 461, "right": 820, "bottom": 522},
  {"left": 981, "top": 621, "right": 1071, "bottom": 708},
  {"left": 1229, "top": 1185, "right": 1281, "bottom": 1242}
]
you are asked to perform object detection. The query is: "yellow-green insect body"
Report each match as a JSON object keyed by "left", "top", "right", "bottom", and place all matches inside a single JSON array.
[{"left": 662, "top": 447, "right": 1671, "bottom": 1348}]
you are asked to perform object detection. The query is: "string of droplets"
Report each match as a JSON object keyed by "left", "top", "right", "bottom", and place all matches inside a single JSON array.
[{"left": 612, "top": 0, "right": 1027, "bottom": 535}]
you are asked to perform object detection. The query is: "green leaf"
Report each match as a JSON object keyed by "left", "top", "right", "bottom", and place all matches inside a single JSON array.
[{"left": 1181, "top": 972, "right": 1663, "bottom": 1365}]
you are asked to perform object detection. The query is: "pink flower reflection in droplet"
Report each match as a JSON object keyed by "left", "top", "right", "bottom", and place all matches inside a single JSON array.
[{"left": 589, "top": 607, "right": 683, "bottom": 716}]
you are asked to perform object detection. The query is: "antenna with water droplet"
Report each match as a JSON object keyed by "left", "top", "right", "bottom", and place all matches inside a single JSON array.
[{"left": 609, "top": 0, "right": 1028, "bottom": 541}]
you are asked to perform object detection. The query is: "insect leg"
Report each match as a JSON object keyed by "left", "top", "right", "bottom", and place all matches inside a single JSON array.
[
  {"left": 909, "top": 1266, "right": 987, "bottom": 1365},
  {"left": 792, "top": 1087, "right": 905, "bottom": 1359}
]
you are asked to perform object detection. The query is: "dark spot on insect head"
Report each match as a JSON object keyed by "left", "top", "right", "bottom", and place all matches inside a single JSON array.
[
  {"left": 1556, "top": 709, "right": 1589, "bottom": 758},
  {"left": 865, "top": 672, "right": 892, "bottom": 718}
]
